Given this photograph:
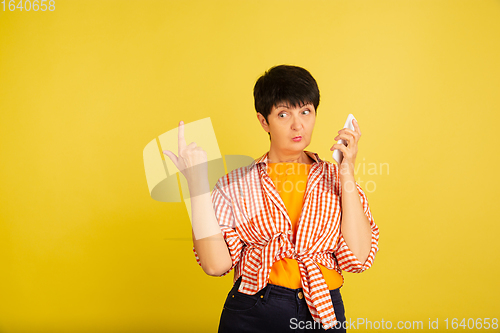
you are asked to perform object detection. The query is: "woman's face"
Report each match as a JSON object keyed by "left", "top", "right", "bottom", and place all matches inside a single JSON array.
[{"left": 258, "top": 102, "right": 316, "bottom": 154}]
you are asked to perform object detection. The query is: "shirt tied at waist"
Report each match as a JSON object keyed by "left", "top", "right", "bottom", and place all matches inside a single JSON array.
[
  {"left": 238, "top": 232, "right": 339, "bottom": 330},
  {"left": 296, "top": 254, "right": 338, "bottom": 330}
]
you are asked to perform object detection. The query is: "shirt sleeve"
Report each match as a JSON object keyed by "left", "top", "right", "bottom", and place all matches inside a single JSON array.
[
  {"left": 192, "top": 177, "right": 245, "bottom": 277},
  {"left": 335, "top": 181, "right": 380, "bottom": 273}
]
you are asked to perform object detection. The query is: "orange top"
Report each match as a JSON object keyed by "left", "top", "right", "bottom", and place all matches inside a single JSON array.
[{"left": 267, "top": 162, "right": 343, "bottom": 290}]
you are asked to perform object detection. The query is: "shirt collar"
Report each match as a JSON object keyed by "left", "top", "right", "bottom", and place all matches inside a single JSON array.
[{"left": 249, "top": 150, "right": 323, "bottom": 170}]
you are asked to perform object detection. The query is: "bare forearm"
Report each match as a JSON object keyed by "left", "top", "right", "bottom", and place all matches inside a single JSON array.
[
  {"left": 162, "top": 122, "right": 232, "bottom": 277},
  {"left": 189, "top": 179, "right": 232, "bottom": 276},
  {"left": 339, "top": 174, "right": 372, "bottom": 263}
]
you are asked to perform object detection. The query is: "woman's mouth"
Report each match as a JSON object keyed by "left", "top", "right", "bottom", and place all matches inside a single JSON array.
[{"left": 292, "top": 136, "right": 302, "bottom": 142}]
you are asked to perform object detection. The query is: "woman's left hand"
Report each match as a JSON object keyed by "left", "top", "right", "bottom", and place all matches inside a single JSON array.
[{"left": 330, "top": 119, "right": 361, "bottom": 177}]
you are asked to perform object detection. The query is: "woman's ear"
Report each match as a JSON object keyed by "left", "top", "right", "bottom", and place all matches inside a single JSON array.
[{"left": 256, "top": 113, "right": 270, "bottom": 133}]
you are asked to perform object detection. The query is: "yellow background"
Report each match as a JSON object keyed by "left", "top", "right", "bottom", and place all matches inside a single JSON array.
[{"left": 1, "top": 0, "right": 499, "bottom": 332}]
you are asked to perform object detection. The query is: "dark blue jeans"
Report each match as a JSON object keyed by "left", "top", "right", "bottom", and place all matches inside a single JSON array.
[{"left": 218, "top": 276, "right": 347, "bottom": 332}]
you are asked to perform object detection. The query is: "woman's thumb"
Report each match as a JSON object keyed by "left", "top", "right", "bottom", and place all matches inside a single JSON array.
[
  {"left": 163, "top": 149, "right": 179, "bottom": 164},
  {"left": 163, "top": 150, "right": 173, "bottom": 160}
]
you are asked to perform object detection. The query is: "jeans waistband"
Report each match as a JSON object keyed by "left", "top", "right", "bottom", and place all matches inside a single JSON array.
[{"left": 232, "top": 276, "right": 339, "bottom": 302}]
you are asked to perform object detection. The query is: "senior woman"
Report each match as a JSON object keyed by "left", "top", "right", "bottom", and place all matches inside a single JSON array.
[{"left": 163, "top": 65, "right": 379, "bottom": 332}]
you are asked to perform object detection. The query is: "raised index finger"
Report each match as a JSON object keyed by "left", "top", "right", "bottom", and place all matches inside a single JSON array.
[{"left": 178, "top": 120, "right": 186, "bottom": 152}]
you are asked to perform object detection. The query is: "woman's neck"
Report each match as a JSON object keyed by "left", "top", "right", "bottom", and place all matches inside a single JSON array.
[{"left": 267, "top": 150, "right": 313, "bottom": 164}]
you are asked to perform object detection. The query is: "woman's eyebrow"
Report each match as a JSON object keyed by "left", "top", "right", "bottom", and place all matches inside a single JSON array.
[{"left": 275, "top": 104, "right": 291, "bottom": 109}]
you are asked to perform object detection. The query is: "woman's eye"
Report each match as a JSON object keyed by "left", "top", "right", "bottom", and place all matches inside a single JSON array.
[
  {"left": 279, "top": 113, "right": 287, "bottom": 118},
  {"left": 303, "top": 110, "right": 310, "bottom": 115}
]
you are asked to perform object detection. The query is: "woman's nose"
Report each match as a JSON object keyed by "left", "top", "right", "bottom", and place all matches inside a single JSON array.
[{"left": 291, "top": 117, "right": 303, "bottom": 130}]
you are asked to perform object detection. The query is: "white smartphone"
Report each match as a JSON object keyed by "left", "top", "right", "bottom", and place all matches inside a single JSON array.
[{"left": 332, "top": 114, "right": 357, "bottom": 164}]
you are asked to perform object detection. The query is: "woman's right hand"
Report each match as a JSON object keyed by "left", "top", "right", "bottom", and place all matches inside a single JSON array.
[{"left": 163, "top": 120, "right": 208, "bottom": 186}]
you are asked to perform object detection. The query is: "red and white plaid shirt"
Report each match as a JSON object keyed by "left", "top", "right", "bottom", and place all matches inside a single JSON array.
[{"left": 193, "top": 150, "right": 379, "bottom": 330}]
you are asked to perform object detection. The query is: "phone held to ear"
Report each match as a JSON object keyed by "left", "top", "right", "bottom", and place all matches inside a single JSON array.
[{"left": 332, "top": 114, "right": 357, "bottom": 165}]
